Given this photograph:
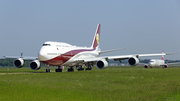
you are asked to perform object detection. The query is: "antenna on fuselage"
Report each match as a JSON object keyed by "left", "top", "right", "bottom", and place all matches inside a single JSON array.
[{"left": 20, "top": 53, "right": 23, "bottom": 58}]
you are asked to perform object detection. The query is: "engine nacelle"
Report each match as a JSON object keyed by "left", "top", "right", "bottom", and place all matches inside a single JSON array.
[
  {"left": 164, "top": 64, "right": 168, "bottom": 68},
  {"left": 128, "top": 57, "right": 139, "bottom": 66},
  {"left": 30, "top": 60, "right": 41, "bottom": 70},
  {"left": 144, "top": 64, "right": 149, "bottom": 68},
  {"left": 96, "top": 59, "right": 108, "bottom": 69},
  {"left": 14, "top": 58, "right": 25, "bottom": 68}
]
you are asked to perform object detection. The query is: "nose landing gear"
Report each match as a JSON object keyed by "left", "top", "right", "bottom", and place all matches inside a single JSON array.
[{"left": 46, "top": 65, "right": 51, "bottom": 73}]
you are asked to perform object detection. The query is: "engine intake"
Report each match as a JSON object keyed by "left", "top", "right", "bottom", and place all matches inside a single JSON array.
[
  {"left": 128, "top": 57, "right": 139, "bottom": 66},
  {"left": 14, "top": 58, "right": 25, "bottom": 68},
  {"left": 144, "top": 64, "right": 149, "bottom": 68},
  {"left": 96, "top": 59, "right": 108, "bottom": 69},
  {"left": 164, "top": 64, "right": 168, "bottom": 68},
  {"left": 30, "top": 60, "right": 41, "bottom": 70}
]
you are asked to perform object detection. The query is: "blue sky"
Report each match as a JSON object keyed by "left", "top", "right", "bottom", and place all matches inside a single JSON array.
[{"left": 0, "top": 0, "right": 180, "bottom": 60}]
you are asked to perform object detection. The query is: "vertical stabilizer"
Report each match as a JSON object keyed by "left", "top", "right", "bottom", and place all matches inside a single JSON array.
[
  {"left": 162, "top": 50, "right": 164, "bottom": 60},
  {"left": 91, "top": 24, "right": 101, "bottom": 49}
]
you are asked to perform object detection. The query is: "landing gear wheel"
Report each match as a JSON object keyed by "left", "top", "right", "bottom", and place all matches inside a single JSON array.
[
  {"left": 68, "top": 66, "right": 74, "bottom": 72},
  {"left": 55, "top": 69, "right": 62, "bottom": 72},
  {"left": 68, "top": 68, "right": 74, "bottom": 72},
  {"left": 86, "top": 68, "right": 92, "bottom": 70},
  {"left": 76, "top": 66, "right": 84, "bottom": 71},
  {"left": 77, "top": 68, "right": 84, "bottom": 71}
]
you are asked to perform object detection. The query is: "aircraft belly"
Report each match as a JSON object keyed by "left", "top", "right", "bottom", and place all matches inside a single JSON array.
[{"left": 41, "top": 54, "right": 72, "bottom": 66}]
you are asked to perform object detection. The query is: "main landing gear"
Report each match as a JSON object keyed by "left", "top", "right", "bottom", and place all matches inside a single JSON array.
[
  {"left": 55, "top": 66, "right": 63, "bottom": 72},
  {"left": 46, "top": 63, "right": 93, "bottom": 73},
  {"left": 85, "top": 62, "right": 92, "bottom": 70},
  {"left": 68, "top": 66, "right": 74, "bottom": 72},
  {"left": 76, "top": 66, "right": 84, "bottom": 71},
  {"left": 66, "top": 63, "right": 93, "bottom": 72},
  {"left": 67, "top": 66, "right": 84, "bottom": 72}
]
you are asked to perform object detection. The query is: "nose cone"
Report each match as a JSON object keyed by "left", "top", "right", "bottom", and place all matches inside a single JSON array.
[
  {"left": 149, "top": 60, "right": 155, "bottom": 65},
  {"left": 38, "top": 48, "right": 48, "bottom": 61}
]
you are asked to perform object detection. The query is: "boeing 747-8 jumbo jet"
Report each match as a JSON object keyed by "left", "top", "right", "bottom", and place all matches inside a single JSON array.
[{"left": 3, "top": 24, "right": 174, "bottom": 72}]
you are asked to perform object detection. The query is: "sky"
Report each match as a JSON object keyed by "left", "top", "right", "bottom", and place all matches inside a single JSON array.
[{"left": 0, "top": 0, "right": 180, "bottom": 60}]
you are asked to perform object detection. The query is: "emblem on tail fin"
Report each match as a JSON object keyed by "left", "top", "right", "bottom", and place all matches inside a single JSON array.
[
  {"left": 96, "top": 34, "right": 99, "bottom": 45},
  {"left": 91, "top": 24, "right": 101, "bottom": 49}
]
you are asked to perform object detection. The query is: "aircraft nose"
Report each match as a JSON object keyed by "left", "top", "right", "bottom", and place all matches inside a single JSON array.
[
  {"left": 149, "top": 61, "right": 155, "bottom": 65},
  {"left": 38, "top": 49, "right": 48, "bottom": 61}
]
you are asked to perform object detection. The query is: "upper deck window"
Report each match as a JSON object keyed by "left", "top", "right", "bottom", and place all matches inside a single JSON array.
[{"left": 43, "top": 44, "right": 51, "bottom": 46}]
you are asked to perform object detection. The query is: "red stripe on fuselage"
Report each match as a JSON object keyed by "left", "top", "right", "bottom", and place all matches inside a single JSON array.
[{"left": 41, "top": 49, "right": 95, "bottom": 66}]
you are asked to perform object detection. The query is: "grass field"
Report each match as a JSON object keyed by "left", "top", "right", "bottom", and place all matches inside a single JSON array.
[{"left": 0, "top": 66, "right": 180, "bottom": 101}]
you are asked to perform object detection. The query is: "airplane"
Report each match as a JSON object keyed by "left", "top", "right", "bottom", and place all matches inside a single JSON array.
[
  {"left": 3, "top": 24, "right": 175, "bottom": 72},
  {"left": 144, "top": 50, "right": 178, "bottom": 68}
]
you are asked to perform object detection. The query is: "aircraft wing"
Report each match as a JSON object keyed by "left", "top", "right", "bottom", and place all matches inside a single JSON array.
[
  {"left": 3, "top": 56, "right": 38, "bottom": 60},
  {"left": 74, "top": 52, "right": 175, "bottom": 62},
  {"left": 69, "top": 52, "right": 175, "bottom": 68},
  {"left": 166, "top": 62, "right": 180, "bottom": 65},
  {"left": 107, "top": 52, "right": 176, "bottom": 60},
  {"left": 99, "top": 48, "right": 126, "bottom": 54},
  {"left": 108, "top": 53, "right": 166, "bottom": 60}
]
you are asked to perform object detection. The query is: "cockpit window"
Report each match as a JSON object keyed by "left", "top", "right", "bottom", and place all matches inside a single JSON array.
[{"left": 43, "top": 44, "right": 51, "bottom": 46}]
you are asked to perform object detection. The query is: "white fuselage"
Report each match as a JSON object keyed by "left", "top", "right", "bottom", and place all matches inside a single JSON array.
[
  {"left": 38, "top": 41, "right": 99, "bottom": 66},
  {"left": 149, "top": 59, "right": 165, "bottom": 66}
]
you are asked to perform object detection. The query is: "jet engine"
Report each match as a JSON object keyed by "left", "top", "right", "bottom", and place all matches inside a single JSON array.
[
  {"left": 164, "top": 64, "right": 168, "bottom": 68},
  {"left": 144, "top": 64, "right": 149, "bottom": 68},
  {"left": 30, "top": 60, "right": 41, "bottom": 70},
  {"left": 14, "top": 58, "right": 25, "bottom": 68},
  {"left": 96, "top": 59, "right": 108, "bottom": 69},
  {"left": 128, "top": 57, "right": 139, "bottom": 66}
]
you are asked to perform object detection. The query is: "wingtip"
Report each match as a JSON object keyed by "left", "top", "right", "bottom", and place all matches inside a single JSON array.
[
  {"left": 166, "top": 52, "right": 177, "bottom": 55},
  {"left": 2, "top": 56, "right": 6, "bottom": 59}
]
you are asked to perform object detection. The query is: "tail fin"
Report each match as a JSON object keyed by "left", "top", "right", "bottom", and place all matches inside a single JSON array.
[
  {"left": 161, "top": 50, "right": 164, "bottom": 60},
  {"left": 91, "top": 24, "right": 101, "bottom": 49}
]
